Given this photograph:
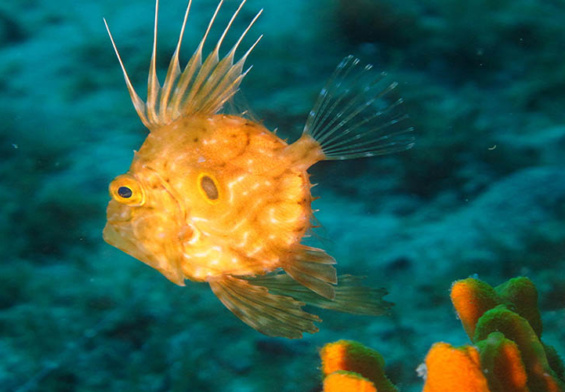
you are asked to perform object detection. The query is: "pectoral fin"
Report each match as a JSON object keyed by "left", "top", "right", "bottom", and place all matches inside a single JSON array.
[
  {"left": 283, "top": 245, "right": 337, "bottom": 300},
  {"left": 209, "top": 275, "right": 320, "bottom": 339}
]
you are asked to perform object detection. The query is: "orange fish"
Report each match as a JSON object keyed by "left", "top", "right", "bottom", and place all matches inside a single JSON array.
[{"left": 103, "top": 0, "right": 414, "bottom": 338}]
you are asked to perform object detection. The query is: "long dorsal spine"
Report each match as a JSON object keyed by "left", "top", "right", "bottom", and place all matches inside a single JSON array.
[{"left": 104, "top": 0, "right": 262, "bottom": 130}]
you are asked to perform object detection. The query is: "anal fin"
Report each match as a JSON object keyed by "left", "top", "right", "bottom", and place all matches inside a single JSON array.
[
  {"left": 250, "top": 273, "right": 392, "bottom": 316},
  {"left": 283, "top": 245, "right": 337, "bottom": 300},
  {"left": 209, "top": 275, "right": 320, "bottom": 339}
]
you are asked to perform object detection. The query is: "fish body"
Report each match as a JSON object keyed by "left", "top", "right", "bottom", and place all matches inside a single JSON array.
[
  {"left": 103, "top": 0, "right": 414, "bottom": 338},
  {"left": 105, "top": 114, "right": 321, "bottom": 284}
]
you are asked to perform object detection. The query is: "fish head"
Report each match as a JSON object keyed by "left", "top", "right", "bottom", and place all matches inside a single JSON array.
[{"left": 103, "top": 170, "right": 190, "bottom": 285}]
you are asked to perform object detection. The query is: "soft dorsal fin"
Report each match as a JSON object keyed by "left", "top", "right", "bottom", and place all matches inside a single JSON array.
[
  {"left": 303, "top": 55, "right": 415, "bottom": 160},
  {"left": 104, "top": 0, "right": 262, "bottom": 130}
]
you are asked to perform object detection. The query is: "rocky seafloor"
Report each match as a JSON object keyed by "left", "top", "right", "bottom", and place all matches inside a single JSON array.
[{"left": 1, "top": 0, "right": 564, "bottom": 391}]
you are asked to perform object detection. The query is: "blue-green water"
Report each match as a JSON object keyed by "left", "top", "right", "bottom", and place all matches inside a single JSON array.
[{"left": 1, "top": 0, "right": 564, "bottom": 391}]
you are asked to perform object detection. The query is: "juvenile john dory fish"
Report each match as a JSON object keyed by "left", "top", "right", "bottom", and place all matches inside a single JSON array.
[{"left": 103, "top": 0, "right": 414, "bottom": 338}]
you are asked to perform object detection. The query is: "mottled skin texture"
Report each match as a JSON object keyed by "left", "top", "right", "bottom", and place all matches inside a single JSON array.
[
  {"left": 104, "top": 114, "right": 324, "bottom": 285},
  {"left": 103, "top": 0, "right": 405, "bottom": 337}
]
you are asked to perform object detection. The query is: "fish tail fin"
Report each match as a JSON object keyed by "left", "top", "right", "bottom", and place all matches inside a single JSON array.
[
  {"left": 250, "top": 273, "right": 392, "bottom": 316},
  {"left": 104, "top": 0, "right": 262, "bottom": 130},
  {"left": 209, "top": 275, "right": 320, "bottom": 339},
  {"left": 302, "top": 55, "right": 415, "bottom": 160}
]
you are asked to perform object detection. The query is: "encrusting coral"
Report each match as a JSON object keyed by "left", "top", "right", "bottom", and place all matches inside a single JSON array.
[{"left": 319, "top": 277, "right": 565, "bottom": 391}]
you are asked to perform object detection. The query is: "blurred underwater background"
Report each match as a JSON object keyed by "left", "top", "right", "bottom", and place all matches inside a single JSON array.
[{"left": 1, "top": 0, "right": 565, "bottom": 390}]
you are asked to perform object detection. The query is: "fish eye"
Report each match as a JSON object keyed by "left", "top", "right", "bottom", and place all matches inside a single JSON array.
[
  {"left": 198, "top": 173, "right": 220, "bottom": 203},
  {"left": 109, "top": 174, "right": 145, "bottom": 206},
  {"left": 117, "top": 186, "right": 133, "bottom": 198}
]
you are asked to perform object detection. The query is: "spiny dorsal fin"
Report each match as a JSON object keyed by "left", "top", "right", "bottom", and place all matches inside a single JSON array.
[
  {"left": 104, "top": 0, "right": 262, "bottom": 130},
  {"left": 303, "top": 55, "right": 415, "bottom": 160}
]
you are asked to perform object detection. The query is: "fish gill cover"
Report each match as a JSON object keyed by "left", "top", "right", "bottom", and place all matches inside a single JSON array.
[{"left": 0, "top": 0, "right": 564, "bottom": 391}]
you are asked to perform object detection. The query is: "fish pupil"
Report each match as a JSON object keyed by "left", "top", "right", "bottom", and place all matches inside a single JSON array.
[
  {"left": 118, "top": 186, "right": 133, "bottom": 198},
  {"left": 200, "top": 175, "right": 219, "bottom": 200}
]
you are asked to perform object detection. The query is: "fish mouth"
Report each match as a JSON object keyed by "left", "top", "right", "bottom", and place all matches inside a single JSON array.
[
  {"left": 103, "top": 221, "right": 186, "bottom": 286},
  {"left": 103, "top": 200, "right": 187, "bottom": 286},
  {"left": 102, "top": 220, "right": 141, "bottom": 260}
]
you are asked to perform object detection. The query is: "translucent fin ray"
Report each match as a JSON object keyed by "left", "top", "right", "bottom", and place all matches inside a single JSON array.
[
  {"left": 104, "top": 0, "right": 262, "bottom": 130},
  {"left": 250, "top": 274, "right": 392, "bottom": 316},
  {"left": 146, "top": 0, "right": 161, "bottom": 125},
  {"left": 283, "top": 245, "right": 337, "bottom": 299},
  {"left": 103, "top": 19, "right": 148, "bottom": 123},
  {"left": 303, "top": 55, "right": 415, "bottom": 160},
  {"left": 209, "top": 275, "right": 320, "bottom": 339},
  {"left": 158, "top": 0, "right": 191, "bottom": 120}
]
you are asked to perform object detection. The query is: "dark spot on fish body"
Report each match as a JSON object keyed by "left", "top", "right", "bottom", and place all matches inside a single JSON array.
[{"left": 229, "top": 132, "right": 251, "bottom": 160}]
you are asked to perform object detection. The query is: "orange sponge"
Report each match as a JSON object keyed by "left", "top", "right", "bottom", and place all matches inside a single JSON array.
[
  {"left": 320, "top": 340, "right": 398, "bottom": 392},
  {"left": 318, "top": 277, "right": 564, "bottom": 392},
  {"left": 422, "top": 342, "right": 490, "bottom": 392},
  {"left": 450, "top": 278, "right": 498, "bottom": 339},
  {"left": 477, "top": 332, "right": 528, "bottom": 392},
  {"left": 323, "top": 371, "right": 377, "bottom": 392}
]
